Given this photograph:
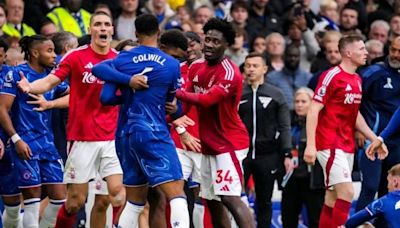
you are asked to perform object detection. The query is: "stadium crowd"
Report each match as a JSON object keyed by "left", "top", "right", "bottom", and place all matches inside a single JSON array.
[{"left": 0, "top": 0, "right": 400, "bottom": 228}]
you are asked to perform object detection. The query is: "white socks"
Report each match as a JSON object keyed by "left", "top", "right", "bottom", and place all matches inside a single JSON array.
[
  {"left": 3, "top": 203, "right": 21, "bottom": 228},
  {"left": 192, "top": 202, "right": 204, "bottom": 228},
  {"left": 39, "top": 199, "right": 65, "bottom": 228},
  {"left": 170, "top": 197, "right": 189, "bottom": 228},
  {"left": 118, "top": 201, "right": 144, "bottom": 228},
  {"left": 23, "top": 198, "right": 40, "bottom": 228}
]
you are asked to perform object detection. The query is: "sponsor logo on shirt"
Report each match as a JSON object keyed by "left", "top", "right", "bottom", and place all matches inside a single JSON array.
[
  {"left": 383, "top": 77, "right": 394, "bottom": 89},
  {"left": 194, "top": 85, "right": 208, "bottom": 94},
  {"left": 344, "top": 93, "right": 362, "bottom": 104},
  {"left": 82, "top": 61, "right": 104, "bottom": 84},
  {"left": 345, "top": 84, "right": 352, "bottom": 91}
]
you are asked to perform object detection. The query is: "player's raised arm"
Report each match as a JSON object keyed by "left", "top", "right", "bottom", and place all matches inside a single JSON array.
[{"left": 17, "top": 72, "right": 61, "bottom": 94}]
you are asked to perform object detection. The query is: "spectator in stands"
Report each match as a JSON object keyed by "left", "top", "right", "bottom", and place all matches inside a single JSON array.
[
  {"left": 286, "top": 17, "right": 320, "bottom": 72},
  {"left": 40, "top": 20, "right": 57, "bottom": 38},
  {"left": 3, "top": 0, "right": 36, "bottom": 38},
  {"left": 247, "top": 0, "right": 282, "bottom": 43},
  {"left": 365, "top": 39, "right": 384, "bottom": 65},
  {"left": 265, "top": 32, "right": 285, "bottom": 72},
  {"left": 47, "top": 0, "right": 91, "bottom": 37},
  {"left": 339, "top": 4, "right": 364, "bottom": 37},
  {"left": 369, "top": 20, "right": 390, "bottom": 45},
  {"left": 389, "top": 13, "right": 400, "bottom": 41},
  {"left": 267, "top": 43, "right": 312, "bottom": 110},
  {"left": 300, "top": 0, "right": 320, "bottom": 30},
  {"left": 230, "top": 1, "right": 248, "bottom": 31},
  {"left": 5, "top": 47, "right": 24, "bottom": 66},
  {"left": 239, "top": 52, "right": 291, "bottom": 228},
  {"left": 0, "top": 4, "right": 6, "bottom": 37},
  {"left": 308, "top": 40, "right": 342, "bottom": 90},
  {"left": 192, "top": 22, "right": 204, "bottom": 40},
  {"left": 22, "top": 0, "right": 60, "bottom": 33},
  {"left": 141, "top": 0, "right": 175, "bottom": 30},
  {"left": 193, "top": 5, "right": 213, "bottom": 26},
  {"left": 281, "top": 87, "right": 325, "bottom": 228},
  {"left": 225, "top": 27, "right": 248, "bottom": 67},
  {"left": 310, "top": 30, "right": 342, "bottom": 74},
  {"left": 251, "top": 35, "right": 267, "bottom": 54},
  {"left": 315, "top": 0, "right": 340, "bottom": 31},
  {"left": 115, "top": 0, "right": 139, "bottom": 41},
  {"left": 94, "top": 3, "right": 112, "bottom": 17}
]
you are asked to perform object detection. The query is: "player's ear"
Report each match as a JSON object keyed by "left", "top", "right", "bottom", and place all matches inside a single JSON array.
[{"left": 31, "top": 49, "right": 39, "bottom": 59}]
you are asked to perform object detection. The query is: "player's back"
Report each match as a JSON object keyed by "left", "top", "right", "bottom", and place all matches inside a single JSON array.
[
  {"left": 114, "top": 46, "right": 180, "bottom": 132},
  {"left": 188, "top": 58, "right": 249, "bottom": 155}
]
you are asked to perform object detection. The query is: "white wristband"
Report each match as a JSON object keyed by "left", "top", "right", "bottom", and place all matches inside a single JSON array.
[
  {"left": 377, "top": 136, "right": 384, "bottom": 143},
  {"left": 11, "top": 133, "right": 21, "bottom": 143},
  {"left": 175, "top": 126, "right": 186, "bottom": 135}
]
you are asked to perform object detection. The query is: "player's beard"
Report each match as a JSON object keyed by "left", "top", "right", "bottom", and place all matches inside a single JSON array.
[{"left": 388, "top": 56, "right": 400, "bottom": 69}]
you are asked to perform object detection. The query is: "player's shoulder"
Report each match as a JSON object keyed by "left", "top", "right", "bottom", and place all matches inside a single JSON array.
[
  {"left": 189, "top": 58, "right": 206, "bottom": 69},
  {"left": 60, "top": 45, "right": 90, "bottom": 62},
  {"left": 319, "top": 66, "right": 342, "bottom": 86},
  {"left": 220, "top": 58, "right": 241, "bottom": 81},
  {"left": 360, "top": 63, "right": 386, "bottom": 79}
]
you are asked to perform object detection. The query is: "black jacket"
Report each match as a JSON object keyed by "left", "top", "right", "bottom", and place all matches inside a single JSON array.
[{"left": 239, "top": 82, "right": 291, "bottom": 159}]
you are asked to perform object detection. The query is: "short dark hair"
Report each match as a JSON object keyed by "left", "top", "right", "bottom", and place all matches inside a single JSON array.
[
  {"left": 135, "top": 14, "right": 159, "bottom": 36},
  {"left": 160, "top": 29, "right": 188, "bottom": 51},
  {"left": 338, "top": 34, "right": 363, "bottom": 53},
  {"left": 0, "top": 38, "right": 9, "bottom": 52},
  {"left": 245, "top": 52, "right": 270, "bottom": 66},
  {"left": 115, "top": 39, "right": 137, "bottom": 51},
  {"left": 89, "top": 11, "right": 113, "bottom": 25},
  {"left": 19, "top": 35, "right": 50, "bottom": 60},
  {"left": 203, "top": 18, "right": 236, "bottom": 46},
  {"left": 52, "top": 31, "right": 76, "bottom": 54},
  {"left": 340, "top": 3, "right": 359, "bottom": 16},
  {"left": 230, "top": 1, "right": 249, "bottom": 14},
  {"left": 184, "top": 31, "right": 201, "bottom": 44}
]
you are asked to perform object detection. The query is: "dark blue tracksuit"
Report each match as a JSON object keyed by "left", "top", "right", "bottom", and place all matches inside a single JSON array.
[{"left": 357, "top": 59, "right": 400, "bottom": 214}]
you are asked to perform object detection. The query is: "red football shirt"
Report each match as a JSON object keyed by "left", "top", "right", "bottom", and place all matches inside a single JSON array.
[
  {"left": 52, "top": 45, "right": 119, "bottom": 141},
  {"left": 182, "top": 58, "right": 249, "bottom": 155},
  {"left": 313, "top": 66, "right": 362, "bottom": 153},
  {"left": 170, "top": 61, "right": 200, "bottom": 149}
]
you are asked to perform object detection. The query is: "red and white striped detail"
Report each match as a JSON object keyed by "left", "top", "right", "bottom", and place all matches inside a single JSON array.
[
  {"left": 322, "top": 66, "right": 340, "bottom": 86},
  {"left": 222, "top": 59, "right": 234, "bottom": 81}
]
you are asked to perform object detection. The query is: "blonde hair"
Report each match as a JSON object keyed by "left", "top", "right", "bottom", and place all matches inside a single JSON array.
[
  {"left": 388, "top": 164, "right": 400, "bottom": 176},
  {"left": 323, "top": 31, "right": 342, "bottom": 46},
  {"left": 295, "top": 87, "right": 314, "bottom": 100},
  {"left": 320, "top": 0, "right": 337, "bottom": 11}
]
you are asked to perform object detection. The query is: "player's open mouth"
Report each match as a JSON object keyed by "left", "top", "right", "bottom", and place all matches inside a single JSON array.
[{"left": 99, "top": 34, "right": 108, "bottom": 41}]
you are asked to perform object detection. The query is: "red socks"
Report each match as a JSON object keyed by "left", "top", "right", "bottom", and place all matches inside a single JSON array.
[
  {"left": 332, "top": 199, "right": 351, "bottom": 227},
  {"left": 319, "top": 204, "right": 333, "bottom": 228},
  {"left": 112, "top": 206, "right": 122, "bottom": 225},
  {"left": 55, "top": 204, "right": 77, "bottom": 228}
]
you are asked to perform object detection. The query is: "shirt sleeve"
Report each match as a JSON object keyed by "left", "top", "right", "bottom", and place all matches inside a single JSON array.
[
  {"left": 380, "top": 107, "right": 400, "bottom": 141},
  {"left": 92, "top": 59, "right": 132, "bottom": 85},
  {"left": 100, "top": 82, "right": 122, "bottom": 105},
  {"left": 176, "top": 73, "right": 238, "bottom": 108},
  {"left": 52, "top": 54, "right": 72, "bottom": 81},
  {"left": 0, "top": 69, "right": 19, "bottom": 97},
  {"left": 54, "top": 81, "right": 69, "bottom": 97},
  {"left": 313, "top": 69, "right": 335, "bottom": 105}
]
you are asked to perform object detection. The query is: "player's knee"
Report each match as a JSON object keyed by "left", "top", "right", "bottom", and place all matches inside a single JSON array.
[
  {"left": 109, "top": 184, "right": 126, "bottom": 206},
  {"left": 93, "top": 196, "right": 110, "bottom": 212},
  {"left": 66, "top": 192, "right": 86, "bottom": 213},
  {"left": 337, "top": 186, "right": 354, "bottom": 201}
]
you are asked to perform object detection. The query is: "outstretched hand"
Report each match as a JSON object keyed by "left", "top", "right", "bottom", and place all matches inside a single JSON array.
[
  {"left": 179, "top": 131, "right": 201, "bottom": 153},
  {"left": 366, "top": 139, "right": 388, "bottom": 161},
  {"left": 27, "top": 93, "right": 54, "bottom": 111}
]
